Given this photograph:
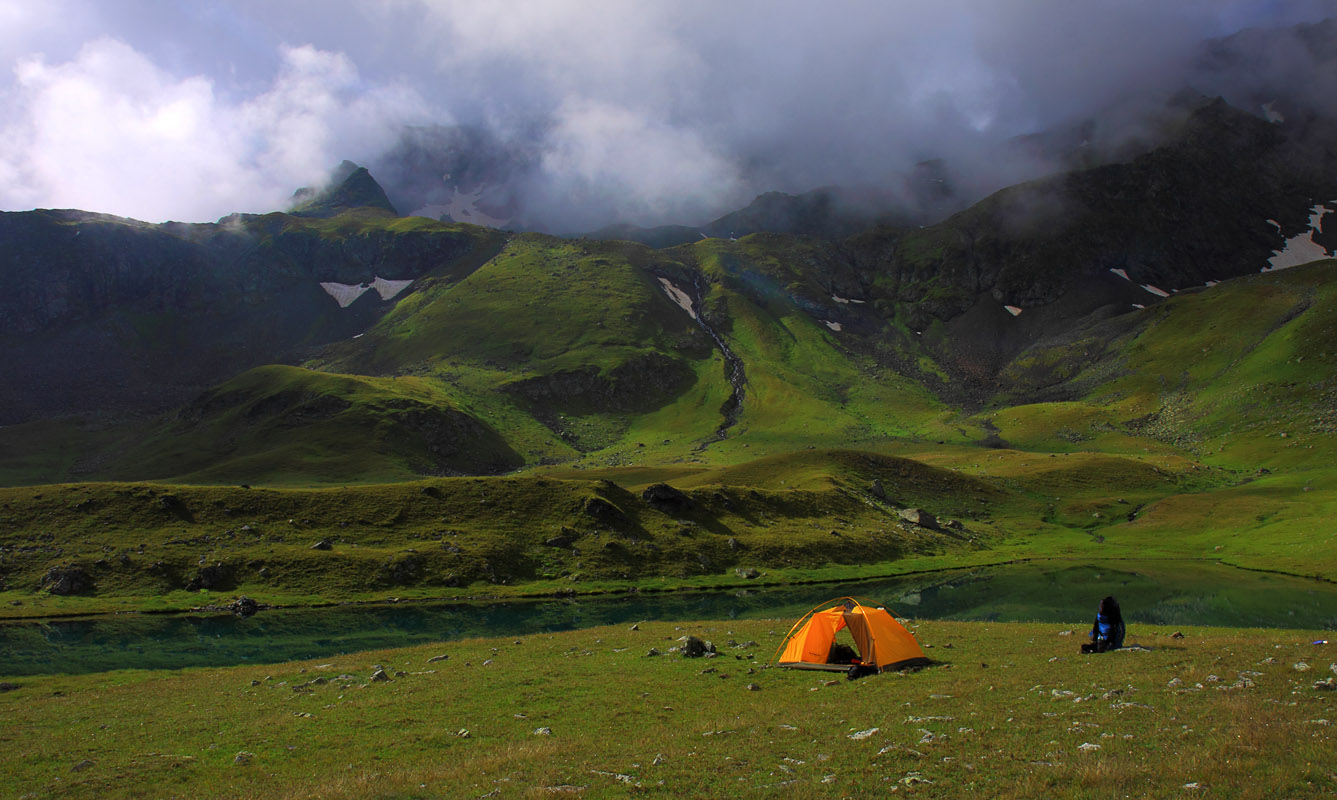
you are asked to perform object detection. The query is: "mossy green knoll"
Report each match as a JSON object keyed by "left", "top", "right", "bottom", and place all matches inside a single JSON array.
[{"left": 0, "top": 450, "right": 1014, "bottom": 616}]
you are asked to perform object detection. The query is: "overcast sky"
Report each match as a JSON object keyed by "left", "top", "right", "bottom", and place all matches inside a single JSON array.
[{"left": 1, "top": 0, "right": 1334, "bottom": 224}]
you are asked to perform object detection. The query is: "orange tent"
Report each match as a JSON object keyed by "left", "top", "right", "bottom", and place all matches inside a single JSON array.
[{"left": 773, "top": 597, "right": 928, "bottom": 672}]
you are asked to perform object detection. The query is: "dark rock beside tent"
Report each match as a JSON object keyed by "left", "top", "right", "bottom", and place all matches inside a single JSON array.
[{"left": 680, "top": 636, "right": 716, "bottom": 658}]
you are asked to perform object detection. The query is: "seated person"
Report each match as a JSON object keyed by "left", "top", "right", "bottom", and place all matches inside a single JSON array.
[{"left": 1080, "top": 595, "right": 1125, "bottom": 653}]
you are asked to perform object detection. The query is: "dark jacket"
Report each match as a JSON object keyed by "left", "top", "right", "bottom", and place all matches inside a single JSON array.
[{"left": 1090, "top": 611, "right": 1125, "bottom": 648}]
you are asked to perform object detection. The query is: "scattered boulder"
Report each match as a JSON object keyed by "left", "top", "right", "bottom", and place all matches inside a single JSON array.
[
  {"left": 72, "top": 759, "right": 95, "bottom": 772},
  {"left": 735, "top": 567, "right": 761, "bottom": 579},
  {"left": 0, "top": 682, "right": 18, "bottom": 692},
  {"left": 642, "top": 483, "right": 691, "bottom": 512},
  {"left": 727, "top": 537, "right": 743, "bottom": 551},
  {"left": 533, "top": 727, "right": 552, "bottom": 736},
  {"left": 228, "top": 596, "right": 260, "bottom": 617},
  {"left": 427, "top": 654, "right": 449, "bottom": 664},
  {"left": 746, "top": 683, "right": 761, "bottom": 691},
  {"left": 869, "top": 479, "right": 888, "bottom": 500},
  {"left": 544, "top": 532, "right": 577, "bottom": 548},
  {"left": 897, "top": 508, "right": 939, "bottom": 530},
  {"left": 233, "top": 752, "right": 255, "bottom": 766},
  {"left": 42, "top": 566, "right": 92, "bottom": 596},
  {"left": 157, "top": 494, "right": 192, "bottom": 521},
  {"left": 377, "top": 554, "right": 424, "bottom": 586},
  {"left": 194, "top": 563, "right": 233, "bottom": 591},
  {"left": 582, "top": 496, "right": 624, "bottom": 522},
  {"left": 647, "top": 648, "right": 662, "bottom": 657},
  {"left": 310, "top": 539, "right": 333, "bottom": 551},
  {"left": 1314, "top": 677, "right": 1336, "bottom": 691},
  {"left": 370, "top": 668, "right": 389, "bottom": 682},
  {"left": 680, "top": 636, "right": 716, "bottom": 658}
]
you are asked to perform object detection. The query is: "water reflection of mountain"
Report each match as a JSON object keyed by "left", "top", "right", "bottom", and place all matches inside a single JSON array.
[{"left": 2, "top": 561, "right": 1333, "bottom": 676}]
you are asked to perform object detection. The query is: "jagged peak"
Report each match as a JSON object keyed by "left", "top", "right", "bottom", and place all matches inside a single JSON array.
[{"left": 289, "top": 162, "right": 399, "bottom": 219}]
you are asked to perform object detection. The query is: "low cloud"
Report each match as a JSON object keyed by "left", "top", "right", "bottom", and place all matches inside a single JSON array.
[
  {"left": 1, "top": 0, "right": 1335, "bottom": 225},
  {"left": 0, "top": 36, "right": 430, "bottom": 222}
]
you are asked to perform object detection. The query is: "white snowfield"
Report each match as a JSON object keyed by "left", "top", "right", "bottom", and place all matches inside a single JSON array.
[
  {"left": 1004, "top": 305, "right": 1022, "bottom": 317},
  {"left": 823, "top": 320, "right": 843, "bottom": 331},
  {"left": 371, "top": 277, "right": 413, "bottom": 300},
  {"left": 320, "top": 277, "right": 414, "bottom": 308},
  {"left": 1266, "top": 203, "right": 1335, "bottom": 271},
  {"left": 409, "top": 185, "right": 511, "bottom": 229},
  {"left": 657, "top": 278, "right": 697, "bottom": 319},
  {"left": 319, "top": 282, "right": 369, "bottom": 308}
]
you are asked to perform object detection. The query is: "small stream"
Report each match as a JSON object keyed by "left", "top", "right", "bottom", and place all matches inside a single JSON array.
[
  {"left": 1, "top": 561, "right": 1333, "bottom": 676},
  {"left": 690, "top": 275, "right": 747, "bottom": 445}
]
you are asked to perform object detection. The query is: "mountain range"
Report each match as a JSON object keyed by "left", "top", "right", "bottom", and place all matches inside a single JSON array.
[{"left": 1, "top": 19, "right": 1335, "bottom": 600}]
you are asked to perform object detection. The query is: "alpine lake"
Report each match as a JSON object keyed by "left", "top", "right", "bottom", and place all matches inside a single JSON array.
[{"left": 2, "top": 559, "right": 1334, "bottom": 676}]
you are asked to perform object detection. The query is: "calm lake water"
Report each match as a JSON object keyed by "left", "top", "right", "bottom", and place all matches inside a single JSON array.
[{"left": 1, "top": 560, "right": 1333, "bottom": 676}]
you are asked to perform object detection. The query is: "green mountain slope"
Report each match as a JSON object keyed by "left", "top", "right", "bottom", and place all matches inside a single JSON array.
[{"left": 106, "top": 365, "right": 522, "bottom": 484}]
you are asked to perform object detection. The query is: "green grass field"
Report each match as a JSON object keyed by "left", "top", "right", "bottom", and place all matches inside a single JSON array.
[{"left": 2, "top": 619, "right": 1332, "bottom": 799}]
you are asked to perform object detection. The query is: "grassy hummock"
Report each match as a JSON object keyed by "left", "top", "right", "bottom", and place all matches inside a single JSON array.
[{"left": 0, "top": 619, "right": 1332, "bottom": 798}]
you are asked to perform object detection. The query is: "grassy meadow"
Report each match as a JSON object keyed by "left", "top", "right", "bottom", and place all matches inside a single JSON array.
[{"left": 1, "top": 619, "right": 1333, "bottom": 799}]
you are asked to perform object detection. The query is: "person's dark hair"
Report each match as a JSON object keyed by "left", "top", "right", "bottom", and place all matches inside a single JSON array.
[{"left": 1099, "top": 595, "right": 1122, "bottom": 623}]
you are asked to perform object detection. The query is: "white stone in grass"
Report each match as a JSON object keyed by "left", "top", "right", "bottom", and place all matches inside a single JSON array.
[
  {"left": 848, "top": 728, "right": 879, "bottom": 740},
  {"left": 1077, "top": 742, "right": 1101, "bottom": 752},
  {"left": 534, "top": 727, "right": 552, "bottom": 736},
  {"left": 1294, "top": 662, "right": 1311, "bottom": 672},
  {"left": 1184, "top": 782, "right": 1201, "bottom": 789}
]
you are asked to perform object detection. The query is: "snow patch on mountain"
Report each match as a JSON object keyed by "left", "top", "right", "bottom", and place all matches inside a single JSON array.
[
  {"left": 658, "top": 278, "right": 697, "bottom": 319},
  {"left": 1265, "top": 204, "right": 1335, "bottom": 271},
  {"left": 320, "top": 282, "right": 370, "bottom": 308},
  {"left": 1004, "top": 305, "right": 1022, "bottom": 316},
  {"left": 371, "top": 277, "right": 413, "bottom": 300},
  {"left": 410, "top": 185, "right": 510, "bottom": 228},
  {"left": 320, "top": 277, "right": 414, "bottom": 307}
]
